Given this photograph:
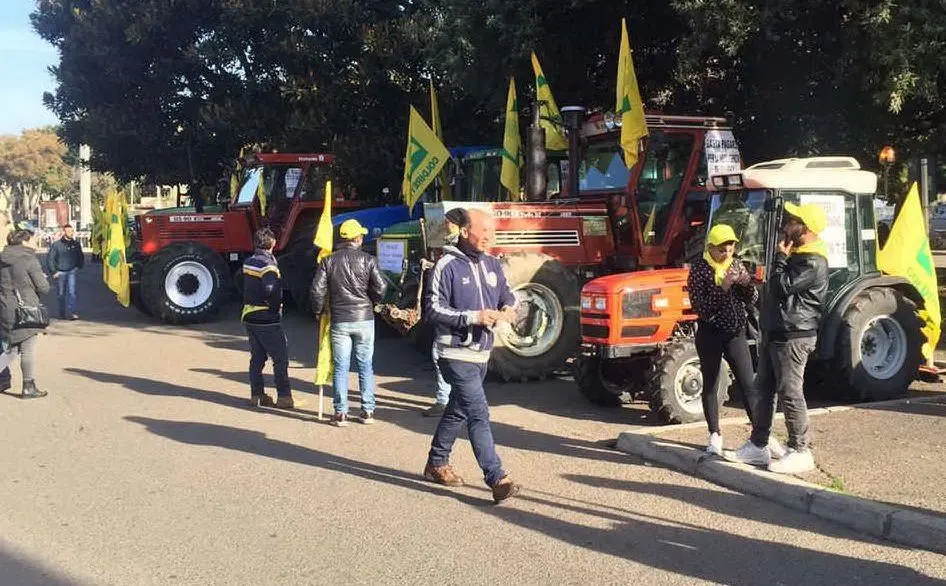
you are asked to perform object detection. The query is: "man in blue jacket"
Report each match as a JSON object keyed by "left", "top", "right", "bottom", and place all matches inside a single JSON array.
[
  {"left": 422, "top": 207, "right": 521, "bottom": 504},
  {"left": 45, "top": 224, "right": 84, "bottom": 319}
]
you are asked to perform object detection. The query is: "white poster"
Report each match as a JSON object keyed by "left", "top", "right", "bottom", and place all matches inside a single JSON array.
[
  {"left": 377, "top": 239, "right": 407, "bottom": 273},
  {"left": 704, "top": 130, "right": 742, "bottom": 178},
  {"left": 284, "top": 168, "right": 302, "bottom": 197},
  {"left": 799, "top": 193, "right": 847, "bottom": 268}
]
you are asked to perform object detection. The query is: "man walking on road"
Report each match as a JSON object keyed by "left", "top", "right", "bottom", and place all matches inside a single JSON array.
[
  {"left": 310, "top": 219, "right": 387, "bottom": 427},
  {"left": 242, "top": 228, "right": 294, "bottom": 409},
  {"left": 728, "top": 203, "right": 829, "bottom": 474},
  {"left": 422, "top": 208, "right": 521, "bottom": 504},
  {"left": 46, "top": 224, "right": 84, "bottom": 320}
]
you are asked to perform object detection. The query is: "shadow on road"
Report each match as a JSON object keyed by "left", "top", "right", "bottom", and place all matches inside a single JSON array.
[
  {"left": 125, "top": 416, "right": 939, "bottom": 586},
  {"left": 0, "top": 545, "right": 79, "bottom": 586}
]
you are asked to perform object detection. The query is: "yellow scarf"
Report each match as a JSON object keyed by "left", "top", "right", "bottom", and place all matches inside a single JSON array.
[
  {"left": 793, "top": 240, "right": 829, "bottom": 259},
  {"left": 703, "top": 251, "right": 734, "bottom": 286}
]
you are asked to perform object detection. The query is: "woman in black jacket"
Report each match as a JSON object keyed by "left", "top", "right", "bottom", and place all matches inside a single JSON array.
[
  {"left": 0, "top": 228, "right": 51, "bottom": 398},
  {"left": 687, "top": 224, "right": 757, "bottom": 455}
]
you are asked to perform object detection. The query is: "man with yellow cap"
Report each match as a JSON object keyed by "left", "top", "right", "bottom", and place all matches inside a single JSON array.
[
  {"left": 727, "top": 203, "right": 829, "bottom": 474},
  {"left": 310, "top": 218, "right": 387, "bottom": 426}
]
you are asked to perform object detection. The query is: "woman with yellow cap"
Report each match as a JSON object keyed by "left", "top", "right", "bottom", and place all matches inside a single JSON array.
[{"left": 686, "top": 224, "right": 758, "bottom": 455}]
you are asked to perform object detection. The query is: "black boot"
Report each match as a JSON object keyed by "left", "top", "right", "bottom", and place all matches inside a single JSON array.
[
  {"left": 21, "top": 381, "right": 47, "bottom": 399},
  {"left": 0, "top": 379, "right": 10, "bottom": 394}
]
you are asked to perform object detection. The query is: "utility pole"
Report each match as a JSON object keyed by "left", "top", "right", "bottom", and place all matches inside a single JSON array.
[{"left": 79, "top": 144, "right": 92, "bottom": 230}]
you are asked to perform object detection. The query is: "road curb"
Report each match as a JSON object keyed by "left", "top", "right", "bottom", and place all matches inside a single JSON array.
[{"left": 615, "top": 431, "right": 946, "bottom": 555}]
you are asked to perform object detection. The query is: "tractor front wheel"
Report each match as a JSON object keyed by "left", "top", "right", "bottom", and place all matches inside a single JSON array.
[
  {"left": 140, "top": 242, "right": 231, "bottom": 324},
  {"left": 490, "top": 253, "right": 580, "bottom": 382},
  {"left": 835, "top": 287, "right": 924, "bottom": 401},
  {"left": 647, "top": 339, "right": 731, "bottom": 424},
  {"left": 574, "top": 354, "right": 635, "bottom": 407}
]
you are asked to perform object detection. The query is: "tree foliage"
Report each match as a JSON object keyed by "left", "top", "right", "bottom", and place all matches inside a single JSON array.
[
  {"left": 0, "top": 128, "right": 71, "bottom": 219},
  {"left": 32, "top": 0, "right": 946, "bottom": 197}
]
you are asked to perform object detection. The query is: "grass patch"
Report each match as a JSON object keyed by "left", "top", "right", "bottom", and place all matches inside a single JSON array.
[{"left": 825, "top": 475, "right": 847, "bottom": 494}]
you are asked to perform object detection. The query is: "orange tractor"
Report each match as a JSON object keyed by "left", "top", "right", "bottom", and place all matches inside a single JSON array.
[{"left": 576, "top": 157, "right": 927, "bottom": 422}]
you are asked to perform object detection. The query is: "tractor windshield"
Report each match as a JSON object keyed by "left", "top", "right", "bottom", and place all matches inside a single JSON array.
[
  {"left": 234, "top": 165, "right": 304, "bottom": 206},
  {"left": 707, "top": 189, "right": 771, "bottom": 271}
]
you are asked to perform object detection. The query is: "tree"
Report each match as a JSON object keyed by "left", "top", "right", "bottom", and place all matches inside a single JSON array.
[{"left": 0, "top": 128, "right": 71, "bottom": 221}]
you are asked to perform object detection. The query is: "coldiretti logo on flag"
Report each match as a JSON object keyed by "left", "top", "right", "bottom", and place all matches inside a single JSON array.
[
  {"left": 615, "top": 18, "right": 648, "bottom": 168},
  {"left": 401, "top": 106, "right": 450, "bottom": 211},
  {"left": 877, "top": 182, "right": 941, "bottom": 359},
  {"left": 102, "top": 189, "right": 130, "bottom": 307},
  {"left": 500, "top": 77, "right": 523, "bottom": 200},
  {"left": 531, "top": 52, "right": 568, "bottom": 151}
]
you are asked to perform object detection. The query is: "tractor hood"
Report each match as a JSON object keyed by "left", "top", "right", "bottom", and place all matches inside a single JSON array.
[{"left": 582, "top": 268, "right": 690, "bottom": 297}]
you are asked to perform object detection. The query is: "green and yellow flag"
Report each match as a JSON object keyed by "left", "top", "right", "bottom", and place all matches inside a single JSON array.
[
  {"left": 256, "top": 168, "right": 268, "bottom": 217},
  {"left": 313, "top": 180, "right": 334, "bottom": 386},
  {"left": 877, "top": 183, "right": 941, "bottom": 359},
  {"left": 102, "top": 189, "right": 130, "bottom": 307},
  {"left": 530, "top": 52, "right": 568, "bottom": 151},
  {"left": 616, "top": 18, "right": 648, "bottom": 168},
  {"left": 500, "top": 77, "right": 523, "bottom": 200},
  {"left": 400, "top": 106, "right": 450, "bottom": 211},
  {"left": 429, "top": 80, "right": 452, "bottom": 201}
]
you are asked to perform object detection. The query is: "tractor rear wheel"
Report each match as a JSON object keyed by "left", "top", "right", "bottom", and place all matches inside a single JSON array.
[
  {"left": 140, "top": 242, "right": 231, "bottom": 324},
  {"left": 490, "top": 253, "right": 580, "bottom": 382},
  {"left": 574, "top": 354, "right": 634, "bottom": 407},
  {"left": 278, "top": 242, "right": 318, "bottom": 316},
  {"left": 835, "top": 287, "right": 924, "bottom": 401},
  {"left": 647, "top": 339, "right": 731, "bottom": 424},
  {"left": 129, "top": 283, "right": 153, "bottom": 317}
]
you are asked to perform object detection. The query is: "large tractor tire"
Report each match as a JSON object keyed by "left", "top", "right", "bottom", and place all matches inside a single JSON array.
[
  {"left": 278, "top": 242, "right": 318, "bottom": 316},
  {"left": 490, "top": 253, "right": 580, "bottom": 382},
  {"left": 573, "top": 354, "right": 634, "bottom": 407},
  {"left": 140, "top": 242, "right": 231, "bottom": 324},
  {"left": 129, "top": 283, "right": 153, "bottom": 317},
  {"left": 647, "top": 339, "right": 731, "bottom": 424},
  {"left": 835, "top": 287, "right": 924, "bottom": 401}
]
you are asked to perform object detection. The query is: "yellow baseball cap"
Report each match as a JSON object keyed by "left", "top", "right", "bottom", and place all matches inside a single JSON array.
[
  {"left": 784, "top": 202, "right": 828, "bottom": 235},
  {"left": 339, "top": 218, "right": 368, "bottom": 239},
  {"left": 707, "top": 224, "right": 739, "bottom": 246}
]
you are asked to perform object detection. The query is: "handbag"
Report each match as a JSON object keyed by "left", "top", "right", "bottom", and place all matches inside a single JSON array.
[{"left": 13, "top": 287, "right": 49, "bottom": 330}]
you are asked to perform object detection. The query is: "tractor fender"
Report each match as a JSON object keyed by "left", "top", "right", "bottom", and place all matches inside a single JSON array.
[{"left": 817, "top": 275, "right": 923, "bottom": 361}]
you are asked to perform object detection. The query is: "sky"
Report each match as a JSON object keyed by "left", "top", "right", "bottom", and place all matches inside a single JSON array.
[{"left": 0, "top": 0, "right": 60, "bottom": 135}]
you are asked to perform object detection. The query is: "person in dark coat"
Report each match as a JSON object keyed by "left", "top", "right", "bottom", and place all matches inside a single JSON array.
[
  {"left": 45, "top": 223, "right": 85, "bottom": 319},
  {"left": 0, "top": 228, "right": 51, "bottom": 398}
]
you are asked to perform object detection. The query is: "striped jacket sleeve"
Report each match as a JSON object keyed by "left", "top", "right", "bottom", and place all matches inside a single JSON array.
[{"left": 423, "top": 256, "right": 478, "bottom": 328}]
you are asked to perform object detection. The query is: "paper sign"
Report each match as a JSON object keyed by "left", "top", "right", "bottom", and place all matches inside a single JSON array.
[
  {"left": 704, "top": 130, "right": 742, "bottom": 178},
  {"left": 799, "top": 193, "right": 847, "bottom": 268},
  {"left": 284, "top": 168, "right": 302, "bottom": 197},
  {"left": 377, "top": 239, "right": 407, "bottom": 273}
]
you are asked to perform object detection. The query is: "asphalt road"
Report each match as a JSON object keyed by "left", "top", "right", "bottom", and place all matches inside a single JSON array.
[{"left": 0, "top": 265, "right": 943, "bottom": 585}]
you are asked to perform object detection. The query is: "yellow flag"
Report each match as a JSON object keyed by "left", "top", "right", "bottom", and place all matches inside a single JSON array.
[
  {"left": 429, "top": 80, "right": 452, "bottom": 201},
  {"left": 102, "top": 188, "right": 130, "bottom": 307},
  {"left": 400, "top": 106, "right": 451, "bottom": 211},
  {"left": 877, "top": 183, "right": 941, "bottom": 359},
  {"left": 313, "top": 180, "right": 334, "bottom": 386},
  {"left": 616, "top": 18, "right": 648, "bottom": 168},
  {"left": 500, "top": 77, "right": 523, "bottom": 200},
  {"left": 256, "top": 169, "right": 268, "bottom": 217},
  {"left": 531, "top": 52, "right": 568, "bottom": 151}
]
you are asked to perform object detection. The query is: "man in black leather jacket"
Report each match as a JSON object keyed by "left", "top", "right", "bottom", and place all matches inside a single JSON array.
[
  {"left": 310, "top": 219, "right": 387, "bottom": 426},
  {"left": 728, "top": 202, "right": 829, "bottom": 475}
]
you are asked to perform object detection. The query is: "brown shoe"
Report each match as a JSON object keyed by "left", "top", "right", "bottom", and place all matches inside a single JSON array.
[
  {"left": 491, "top": 475, "right": 520, "bottom": 504},
  {"left": 424, "top": 462, "right": 464, "bottom": 487},
  {"left": 275, "top": 396, "right": 294, "bottom": 409},
  {"left": 249, "top": 393, "right": 276, "bottom": 408}
]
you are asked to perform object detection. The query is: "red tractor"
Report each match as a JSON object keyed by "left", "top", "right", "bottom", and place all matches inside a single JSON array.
[
  {"left": 378, "top": 110, "right": 742, "bottom": 381},
  {"left": 576, "top": 157, "right": 927, "bottom": 422},
  {"left": 130, "top": 153, "right": 359, "bottom": 323}
]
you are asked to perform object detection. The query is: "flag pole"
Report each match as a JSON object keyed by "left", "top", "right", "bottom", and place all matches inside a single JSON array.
[{"left": 318, "top": 385, "right": 324, "bottom": 420}]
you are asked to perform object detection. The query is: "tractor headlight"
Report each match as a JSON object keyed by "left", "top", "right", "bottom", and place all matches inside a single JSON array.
[
  {"left": 594, "top": 297, "right": 607, "bottom": 311},
  {"left": 581, "top": 295, "right": 592, "bottom": 310},
  {"left": 622, "top": 289, "right": 659, "bottom": 319}
]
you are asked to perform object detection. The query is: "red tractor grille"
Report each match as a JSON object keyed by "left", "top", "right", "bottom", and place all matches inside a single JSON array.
[
  {"left": 158, "top": 228, "right": 225, "bottom": 240},
  {"left": 581, "top": 324, "right": 609, "bottom": 339}
]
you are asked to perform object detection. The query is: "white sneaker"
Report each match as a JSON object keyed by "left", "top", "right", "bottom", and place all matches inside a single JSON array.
[
  {"left": 706, "top": 432, "right": 724, "bottom": 456},
  {"left": 724, "top": 440, "right": 770, "bottom": 467},
  {"left": 767, "top": 437, "right": 788, "bottom": 460},
  {"left": 767, "top": 449, "right": 815, "bottom": 474}
]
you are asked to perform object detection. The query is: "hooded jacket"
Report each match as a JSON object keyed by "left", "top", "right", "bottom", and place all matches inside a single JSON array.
[
  {"left": 0, "top": 245, "right": 51, "bottom": 345},
  {"left": 423, "top": 242, "right": 516, "bottom": 363}
]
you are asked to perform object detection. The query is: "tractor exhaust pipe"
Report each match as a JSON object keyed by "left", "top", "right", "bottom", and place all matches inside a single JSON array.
[
  {"left": 526, "top": 102, "right": 547, "bottom": 202},
  {"left": 561, "top": 106, "right": 587, "bottom": 200}
]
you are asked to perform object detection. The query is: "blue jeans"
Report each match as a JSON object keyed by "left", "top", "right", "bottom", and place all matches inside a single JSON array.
[
  {"left": 431, "top": 344, "right": 451, "bottom": 405},
  {"left": 57, "top": 268, "right": 77, "bottom": 316},
  {"left": 428, "top": 358, "right": 505, "bottom": 487},
  {"left": 330, "top": 320, "right": 376, "bottom": 414}
]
